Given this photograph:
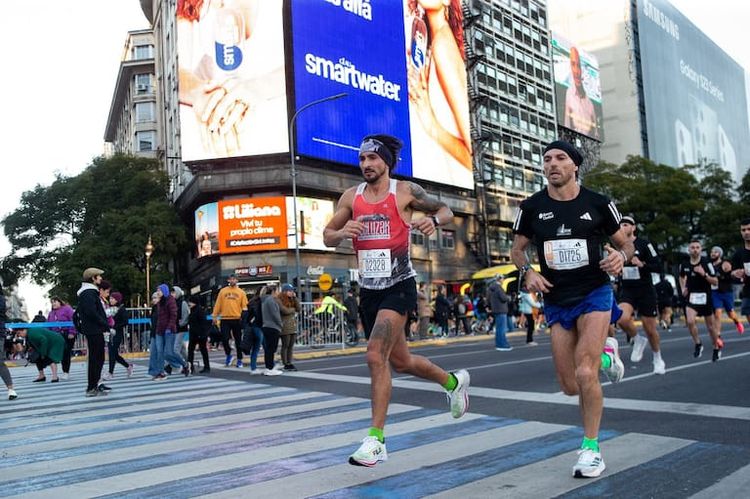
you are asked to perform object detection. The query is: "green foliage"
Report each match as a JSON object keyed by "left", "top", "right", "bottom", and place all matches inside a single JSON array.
[
  {"left": 1, "top": 154, "right": 186, "bottom": 304},
  {"left": 584, "top": 157, "right": 749, "bottom": 266}
]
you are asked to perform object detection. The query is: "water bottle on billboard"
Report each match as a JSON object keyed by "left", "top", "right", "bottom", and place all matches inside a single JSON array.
[
  {"left": 410, "top": 16, "right": 428, "bottom": 70},
  {"left": 214, "top": 7, "right": 244, "bottom": 73}
]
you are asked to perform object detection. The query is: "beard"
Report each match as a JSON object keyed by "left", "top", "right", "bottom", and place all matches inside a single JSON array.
[{"left": 363, "top": 168, "right": 386, "bottom": 184}]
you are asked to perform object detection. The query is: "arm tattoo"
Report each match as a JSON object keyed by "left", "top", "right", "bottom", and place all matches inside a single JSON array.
[{"left": 409, "top": 182, "right": 445, "bottom": 213}]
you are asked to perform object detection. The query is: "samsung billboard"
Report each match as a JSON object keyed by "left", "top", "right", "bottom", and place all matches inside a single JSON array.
[
  {"left": 637, "top": 0, "right": 749, "bottom": 181},
  {"left": 551, "top": 34, "right": 604, "bottom": 141},
  {"left": 291, "top": 0, "right": 473, "bottom": 189}
]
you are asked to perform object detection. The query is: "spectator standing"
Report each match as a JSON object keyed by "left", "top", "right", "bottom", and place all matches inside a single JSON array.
[
  {"left": 187, "top": 295, "right": 210, "bottom": 374},
  {"left": 344, "top": 289, "right": 360, "bottom": 336},
  {"left": 47, "top": 297, "right": 76, "bottom": 380},
  {"left": 278, "top": 284, "right": 301, "bottom": 371},
  {"left": 416, "top": 283, "right": 432, "bottom": 339},
  {"left": 157, "top": 283, "right": 189, "bottom": 376},
  {"left": 212, "top": 274, "right": 249, "bottom": 368},
  {"left": 245, "top": 290, "right": 264, "bottom": 374},
  {"left": 453, "top": 295, "right": 471, "bottom": 336},
  {"left": 104, "top": 292, "right": 133, "bottom": 379},
  {"left": 519, "top": 287, "right": 542, "bottom": 345},
  {"left": 261, "top": 285, "right": 283, "bottom": 376},
  {"left": 172, "top": 286, "right": 191, "bottom": 363},
  {"left": 434, "top": 286, "right": 452, "bottom": 336},
  {"left": 76, "top": 268, "right": 111, "bottom": 396},
  {"left": 488, "top": 275, "right": 512, "bottom": 350},
  {"left": 0, "top": 283, "right": 18, "bottom": 400}
]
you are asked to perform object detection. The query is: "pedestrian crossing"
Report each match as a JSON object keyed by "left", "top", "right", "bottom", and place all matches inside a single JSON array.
[{"left": 1, "top": 364, "right": 749, "bottom": 498}]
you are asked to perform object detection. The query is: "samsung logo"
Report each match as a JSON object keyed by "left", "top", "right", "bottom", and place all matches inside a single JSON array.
[{"left": 642, "top": 0, "right": 680, "bottom": 41}]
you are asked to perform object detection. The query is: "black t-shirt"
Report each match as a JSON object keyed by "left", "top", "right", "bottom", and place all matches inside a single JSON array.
[
  {"left": 712, "top": 259, "right": 734, "bottom": 293},
  {"left": 513, "top": 186, "right": 621, "bottom": 306},
  {"left": 679, "top": 257, "right": 716, "bottom": 299},
  {"left": 620, "top": 237, "right": 660, "bottom": 290},
  {"left": 731, "top": 247, "right": 750, "bottom": 296}
]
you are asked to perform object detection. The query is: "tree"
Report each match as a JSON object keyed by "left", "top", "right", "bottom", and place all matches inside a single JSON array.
[
  {"left": 584, "top": 156, "right": 704, "bottom": 266},
  {"left": 1, "top": 154, "right": 187, "bottom": 304}
]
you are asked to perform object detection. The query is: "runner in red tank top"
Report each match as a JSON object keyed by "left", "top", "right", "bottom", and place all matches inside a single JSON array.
[{"left": 324, "top": 134, "right": 471, "bottom": 467}]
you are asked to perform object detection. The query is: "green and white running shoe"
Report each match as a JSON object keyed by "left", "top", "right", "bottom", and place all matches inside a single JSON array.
[{"left": 348, "top": 436, "right": 387, "bottom": 467}]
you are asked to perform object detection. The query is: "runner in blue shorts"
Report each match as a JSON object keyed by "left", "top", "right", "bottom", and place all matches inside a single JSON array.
[
  {"left": 512, "top": 140, "right": 633, "bottom": 479},
  {"left": 710, "top": 246, "right": 744, "bottom": 334}
]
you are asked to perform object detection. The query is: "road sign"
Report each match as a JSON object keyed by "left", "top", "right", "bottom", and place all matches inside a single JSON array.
[{"left": 318, "top": 273, "right": 333, "bottom": 291}]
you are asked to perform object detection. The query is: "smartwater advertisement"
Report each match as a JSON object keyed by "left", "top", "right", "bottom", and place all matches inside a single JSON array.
[{"left": 291, "top": 0, "right": 474, "bottom": 189}]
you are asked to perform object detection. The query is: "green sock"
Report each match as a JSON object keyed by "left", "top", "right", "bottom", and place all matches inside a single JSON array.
[
  {"left": 442, "top": 373, "right": 458, "bottom": 391},
  {"left": 368, "top": 427, "right": 384, "bottom": 443},
  {"left": 600, "top": 353, "right": 611, "bottom": 370},
  {"left": 581, "top": 436, "right": 599, "bottom": 452}
]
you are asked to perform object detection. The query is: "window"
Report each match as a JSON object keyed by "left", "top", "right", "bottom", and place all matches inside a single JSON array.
[
  {"left": 441, "top": 230, "right": 455, "bottom": 250},
  {"left": 133, "top": 44, "right": 154, "bottom": 60},
  {"left": 135, "top": 102, "right": 155, "bottom": 123},
  {"left": 135, "top": 73, "right": 152, "bottom": 94},
  {"left": 411, "top": 231, "right": 425, "bottom": 246},
  {"left": 136, "top": 131, "right": 156, "bottom": 151}
]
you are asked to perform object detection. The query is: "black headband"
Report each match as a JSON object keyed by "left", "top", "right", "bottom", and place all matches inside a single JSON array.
[
  {"left": 544, "top": 140, "right": 583, "bottom": 166},
  {"left": 359, "top": 138, "right": 394, "bottom": 167}
]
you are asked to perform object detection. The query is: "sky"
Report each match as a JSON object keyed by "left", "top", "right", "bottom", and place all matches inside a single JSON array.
[{"left": 0, "top": 0, "right": 748, "bottom": 317}]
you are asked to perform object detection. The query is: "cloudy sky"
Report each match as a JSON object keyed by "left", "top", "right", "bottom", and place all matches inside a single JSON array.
[{"left": 0, "top": 0, "right": 748, "bottom": 316}]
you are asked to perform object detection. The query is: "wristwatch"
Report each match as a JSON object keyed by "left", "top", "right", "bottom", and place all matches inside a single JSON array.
[
  {"left": 429, "top": 215, "right": 440, "bottom": 227},
  {"left": 519, "top": 263, "right": 532, "bottom": 273}
]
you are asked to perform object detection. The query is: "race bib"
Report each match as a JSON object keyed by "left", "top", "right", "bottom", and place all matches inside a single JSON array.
[
  {"left": 744, "top": 262, "right": 750, "bottom": 276},
  {"left": 358, "top": 249, "right": 391, "bottom": 278},
  {"left": 622, "top": 266, "right": 640, "bottom": 280},
  {"left": 543, "top": 239, "right": 589, "bottom": 270},
  {"left": 689, "top": 292, "right": 707, "bottom": 305}
]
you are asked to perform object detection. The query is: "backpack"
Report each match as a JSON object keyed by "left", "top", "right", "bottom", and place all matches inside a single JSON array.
[{"left": 72, "top": 308, "right": 83, "bottom": 335}]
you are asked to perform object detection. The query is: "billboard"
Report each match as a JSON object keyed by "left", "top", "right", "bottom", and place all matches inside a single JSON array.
[
  {"left": 176, "top": 0, "right": 288, "bottom": 161},
  {"left": 551, "top": 34, "right": 604, "bottom": 140},
  {"left": 290, "top": 0, "right": 474, "bottom": 189},
  {"left": 195, "top": 196, "right": 334, "bottom": 258},
  {"left": 637, "top": 0, "right": 750, "bottom": 181}
]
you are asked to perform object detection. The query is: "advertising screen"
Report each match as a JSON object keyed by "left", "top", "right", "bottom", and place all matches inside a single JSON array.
[
  {"left": 176, "top": 0, "right": 288, "bottom": 161},
  {"left": 195, "top": 196, "right": 334, "bottom": 258},
  {"left": 290, "top": 0, "right": 474, "bottom": 189},
  {"left": 637, "top": 0, "right": 750, "bottom": 181},
  {"left": 551, "top": 33, "right": 604, "bottom": 140}
]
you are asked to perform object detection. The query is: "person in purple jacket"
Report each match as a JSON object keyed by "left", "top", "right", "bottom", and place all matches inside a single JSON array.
[{"left": 47, "top": 297, "right": 76, "bottom": 380}]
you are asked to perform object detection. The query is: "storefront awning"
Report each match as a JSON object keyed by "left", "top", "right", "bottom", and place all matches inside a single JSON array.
[{"left": 471, "top": 264, "right": 539, "bottom": 280}]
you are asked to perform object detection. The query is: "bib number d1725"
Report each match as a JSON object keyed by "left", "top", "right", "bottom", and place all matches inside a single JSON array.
[{"left": 544, "top": 239, "right": 589, "bottom": 271}]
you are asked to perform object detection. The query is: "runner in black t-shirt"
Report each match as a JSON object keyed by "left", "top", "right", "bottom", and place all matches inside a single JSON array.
[
  {"left": 511, "top": 140, "right": 633, "bottom": 479},
  {"left": 730, "top": 218, "right": 750, "bottom": 329},
  {"left": 616, "top": 216, "right": 665, "bottom": 374},
  {"left": 679, "top": 239, "right": 721, "bottom": 361},
  {"left": 710, "top": 246, "right": 744, "bottom": 334}
]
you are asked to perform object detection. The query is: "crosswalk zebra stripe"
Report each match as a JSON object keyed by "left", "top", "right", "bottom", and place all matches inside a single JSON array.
[
  {"left": 425, "top": 432, "right": 693, "bottom": 498},
  {"left": 2, "top": 365, "right": 748, "bottom": 498}
]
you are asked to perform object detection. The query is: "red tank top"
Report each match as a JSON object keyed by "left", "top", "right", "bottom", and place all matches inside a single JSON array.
[{"left": 352, "top": 180, "right": 416, "bottom": 290}]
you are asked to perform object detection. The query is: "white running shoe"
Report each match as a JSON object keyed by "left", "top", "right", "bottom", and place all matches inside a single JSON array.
[
  {"left": 447, "top": 369, "right": 470, "bottom": 418},
  {"left": 573, "top": 449, "right": 606, "bottom": 478},
  {"left": 653, "top": 357, "right": 666, "bottom": 375},
  {"left": 8, "top": 389, "right": 18, "bottom": 400},
  {"left": 263, "top": 368, "right": 283, "bottom": 376},
  {"left": 348, "top": 436, "right": 387, "bottom": 467},
  {"left": 603, "top": 337, "right": 625, "bottom": 383},
  {"left": 60, "top": 372, "right": 69, "bottom": 381},
  {"left": 102, "top": 372, "right": 114, "bottom": 381},
  {"left": 630, "top": 335, "right": 648, "bottom": 363},
  {"left": 249, "top": 369, "right": 263, "bottom": 375}
]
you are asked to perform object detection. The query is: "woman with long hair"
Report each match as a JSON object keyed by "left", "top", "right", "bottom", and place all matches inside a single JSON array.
[
  {"left": 47, "top": 296, "right": 76, "bottom": 380},
  {"left": 277, "top": 284, "right": 301, "bottom": 371},
  {"left": 103, "top": 292, "right": 134, "bottom": 379}
]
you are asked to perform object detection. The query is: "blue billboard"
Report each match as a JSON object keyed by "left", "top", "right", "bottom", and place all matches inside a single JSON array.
[{"left": 291, "top": 0, "right": 474, "bottom": 189}]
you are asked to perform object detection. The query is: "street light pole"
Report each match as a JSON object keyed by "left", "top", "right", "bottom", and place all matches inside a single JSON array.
[
  {"left": 145, "top": 235, "right": 154, "bottom": 304},
  {"left": 288, "top": 92, "right": 347, "bottom": 295}
]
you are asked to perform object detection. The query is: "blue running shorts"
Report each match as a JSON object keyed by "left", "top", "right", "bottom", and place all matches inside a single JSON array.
[{"left": 545, "top": 285, "right": 614, "bottom": 331}]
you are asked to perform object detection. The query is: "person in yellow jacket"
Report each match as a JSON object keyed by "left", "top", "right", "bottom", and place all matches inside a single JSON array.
[
  {"left": 212, "top": 274, "right": 248, "bottom": 367},
  {"left": 314, "top": 292, "right": 347, "bottom": 332}
]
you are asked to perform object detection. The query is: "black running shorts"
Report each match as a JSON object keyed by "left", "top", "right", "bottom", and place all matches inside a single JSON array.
[
  {"left": 359, "top": 277, "right": 417, "bottom": 340},
  {"left": 619, "top": 287, "right": 658, "bottom": 317}
]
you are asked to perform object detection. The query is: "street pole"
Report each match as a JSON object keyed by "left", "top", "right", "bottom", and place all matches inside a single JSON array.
[
  {"left": 288, "top": 93, "right": 347, "bottom": 295},
  {"left": 145, "top": 235, "right": 154, "bottom": 305}
]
